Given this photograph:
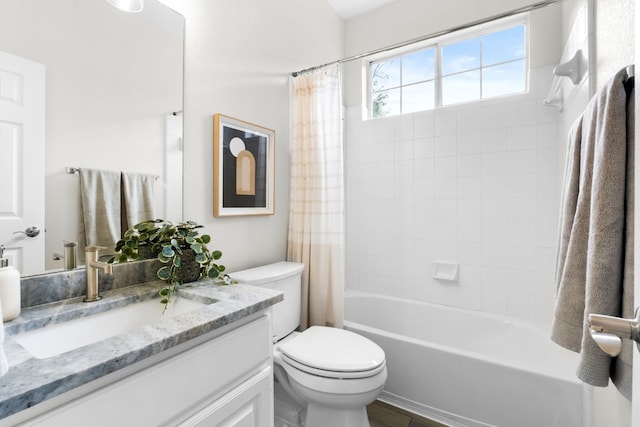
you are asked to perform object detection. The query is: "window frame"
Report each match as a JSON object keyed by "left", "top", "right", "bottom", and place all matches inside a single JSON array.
[{"left": 366, "top": 13, "right": 529, "bottom": 119}]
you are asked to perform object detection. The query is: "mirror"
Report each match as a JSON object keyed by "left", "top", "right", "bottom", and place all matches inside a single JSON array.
[{"left": 0, "top": 0, "right": 184, "bottom": 274}]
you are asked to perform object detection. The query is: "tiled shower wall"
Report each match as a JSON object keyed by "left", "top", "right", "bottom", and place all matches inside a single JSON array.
[{"left": 345, "top": 66, "right": 561, "bottom": 326}]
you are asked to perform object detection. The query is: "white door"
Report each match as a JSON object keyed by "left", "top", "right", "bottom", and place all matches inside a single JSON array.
[{"left": 0, "top": 50, "right": 45, "bottom": 275}]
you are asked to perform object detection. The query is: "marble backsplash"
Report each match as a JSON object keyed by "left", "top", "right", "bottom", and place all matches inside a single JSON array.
[{"left": 20, "top": 260, "right": 162, "bottom": 308}]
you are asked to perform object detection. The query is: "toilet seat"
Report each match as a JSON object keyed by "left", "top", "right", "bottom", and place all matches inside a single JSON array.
[{"left": 278, "top": 326, "right": 386, "bottom": 379}]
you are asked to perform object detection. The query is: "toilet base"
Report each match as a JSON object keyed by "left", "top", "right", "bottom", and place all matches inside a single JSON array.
[
  {"left": 304, "top": 403, "right": 370, "bottom": 427},
  {"left": 274, "top": 382, "right": 304, "bottom": 427}
]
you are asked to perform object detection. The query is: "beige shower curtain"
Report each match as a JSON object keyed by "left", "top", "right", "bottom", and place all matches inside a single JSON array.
[{"left": 288, "top": 66, "right": 345, "bottom": 330}]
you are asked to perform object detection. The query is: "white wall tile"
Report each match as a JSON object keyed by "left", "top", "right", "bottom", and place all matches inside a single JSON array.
[
  {"left": 507, "top": 174, "right": 537, "bottom": 198},
  {"left": 394, "top": 117, "right": 414, "bottom": 141},
  {"left": 481, "top": 198, "right": 508, "bottom": 221},
  {"left": 481, "top": 243, "right": 507, "bottom": 267},
  {"left": 457, "top": 131, "right": 482, "bottom": 155},
  {"left": 394, "top": 139, "right": 414, "bottom": 161},
  {"left": 481, "top": 128, "right": 508, "bottom": 152},
  {"left": 413, "top": 178, "right": 435, "bottom": 202},
  {"left": 507, "top": 221, "right": 537, "bottom": 245},
  {"left": 435, "top": 109, "right": 458, "bottom": 136},
  {"left": 507, "top": 150, "right": 537, "bottom": 175},
  {"left": 507, "top": 98, "right": 538, "bottom": 127},
  {"left": 414, "top": 137, "right": 434, "bottom": 158},
  {"left": 413, "top": 110, "right": 435, "bottom": 138},
  {"left": 457, "top": 176, "right": 482, "bottom": 199},
  {"left": 536, "top": 122, "right": 559, "bottom": 148},
  {"left": 457, "top": 198, "right": 481, "bottom": 221},
  {"left": 414, "top": 157, "right": 435, "bottom": 179},
  {"left": 537, "top": 148, "right": 559, "bottom": 172},
  {"left": 457, "top": 154, "right": 482, "bottom": 177},
  {"left": 395, "top": 159, "right": 414, "bottom": 180},
  {"left": 434, "top": 177, "right": 457, "bottom": 199},
  {"left": 482, "top": 152, "right": 508, "bottom": 176},
  {"left": 507, "top": 125, "right": 537, "bottom": 151},
  {"left": 434, "top": 156, "right": 457, "bottom": 178},
  {"left": 457, "top": 105, "right": 482, "bottom": 133},
  {"left": 435, "top": 135, "right": 457, "bottom": 157},
  {"left": 345, "top": 66, "right": 561, "bottom": 324},
  {"left": 507, "top": 198, "right": 538, "bottom": 222},
  {"left": 481, "top": 101, "right": 508, "bottom": 130},
  {"left": 482, "top": 220, "right": 508, "bottom": 244},
  {"left": 482, "top": 175, "right": 508, "bottom": 199},
  {"left": 457, "top": 243, "right": 482, "bottom": 264},
  {"left": 481, "top": 289, "right": 508, "bottom": 315},
  {"left": 458, "top": 221, "right": 482, "bottom": 243}
]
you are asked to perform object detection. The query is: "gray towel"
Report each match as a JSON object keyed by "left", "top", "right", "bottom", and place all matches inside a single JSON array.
[
  {"left": 79, "top": 168, "right": 122, "bottom": 256},
  {"left": 551, "top": 66, "right": 634, "bottom": 400},
  {"left": 121, "top": 172, "right": 156, "bottom": 231}
]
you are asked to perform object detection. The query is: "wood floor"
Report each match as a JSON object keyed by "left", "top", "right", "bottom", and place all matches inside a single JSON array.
[{"left": 367, "top": 400, "right": 447, "bottom": 427}]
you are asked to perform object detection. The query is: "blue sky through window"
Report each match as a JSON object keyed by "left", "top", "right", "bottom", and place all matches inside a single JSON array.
[{"left": 370, "top": 20, "right": 527, "bottom": 117}]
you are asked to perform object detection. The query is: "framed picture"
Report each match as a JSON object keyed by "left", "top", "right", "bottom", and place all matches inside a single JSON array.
[{"left": 213, "top": 114, "right": 275, "bottom": 217}]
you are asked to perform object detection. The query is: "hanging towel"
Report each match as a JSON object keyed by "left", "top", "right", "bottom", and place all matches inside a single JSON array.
[
  {"left": 121, "top": 172, "right": 156, "bottom": 231},
  {"left": 551, "top": 66, "right": 634, "bottom": 400},
  {"left": 78, "top": 168, "right": 122, "bottom": 256}
]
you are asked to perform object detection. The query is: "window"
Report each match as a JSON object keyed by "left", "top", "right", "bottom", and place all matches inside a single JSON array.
[{"left": 369, "top": 16, "right": 527, "bottom": 118}]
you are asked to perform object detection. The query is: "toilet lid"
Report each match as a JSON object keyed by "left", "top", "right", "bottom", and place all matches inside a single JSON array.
[{"left": 279, "top": 326, "right": 385, "bottom": 377}]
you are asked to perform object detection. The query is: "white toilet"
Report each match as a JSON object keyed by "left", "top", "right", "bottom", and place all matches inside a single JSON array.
[{"left": 228, "top": 261, "right": 387, "bottom": 427}]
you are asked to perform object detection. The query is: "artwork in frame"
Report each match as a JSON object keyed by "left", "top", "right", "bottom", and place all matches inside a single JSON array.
[{"left": 213, "top": 114, "right": 275, "bottom": 217}]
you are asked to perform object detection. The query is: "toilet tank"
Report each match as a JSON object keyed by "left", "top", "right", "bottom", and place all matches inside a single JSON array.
[{"left": 228, "top": 261, "right": 304, "bottom": 342}]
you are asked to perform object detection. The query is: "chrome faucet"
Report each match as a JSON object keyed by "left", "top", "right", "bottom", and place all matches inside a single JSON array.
[{"left": 84, "top": 246, "right": 113, "bottom": 302}]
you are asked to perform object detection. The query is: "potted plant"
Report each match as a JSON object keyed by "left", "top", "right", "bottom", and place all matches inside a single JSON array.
[{"left": 111, "top": 219, "right": 226, "bottom": 310}]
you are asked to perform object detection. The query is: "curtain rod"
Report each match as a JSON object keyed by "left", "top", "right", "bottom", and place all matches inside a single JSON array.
[{"left": 291, "top": 0, "right": 561, "bottom": 77}]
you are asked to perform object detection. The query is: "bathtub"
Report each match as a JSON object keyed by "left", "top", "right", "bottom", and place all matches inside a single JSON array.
[{"left": 344, "top": 291, "right": 586, "bottom": 427}]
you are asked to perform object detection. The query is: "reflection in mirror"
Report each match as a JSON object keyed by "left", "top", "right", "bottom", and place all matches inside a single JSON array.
[{"left": 0, "top": 0, "right": 184, "bottom": 275}]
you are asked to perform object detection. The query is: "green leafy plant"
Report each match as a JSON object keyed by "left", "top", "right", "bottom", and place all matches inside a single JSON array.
[{"left": 110, "top": 219, "right": 226, "bottom": 310}]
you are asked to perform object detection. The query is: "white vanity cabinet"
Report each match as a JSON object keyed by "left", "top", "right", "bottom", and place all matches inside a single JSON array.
[{"left": 17, "top": 314, "right": 274, "bottom": 427}]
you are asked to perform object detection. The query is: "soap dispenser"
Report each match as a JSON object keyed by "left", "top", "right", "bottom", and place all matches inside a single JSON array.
[{"left": 0, "top": 246, "right": 20, "bottom": 321}]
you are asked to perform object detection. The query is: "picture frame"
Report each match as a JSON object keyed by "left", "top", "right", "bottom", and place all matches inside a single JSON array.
[{"left": 213, "top": 114, "right": 275, "bottom": 217}]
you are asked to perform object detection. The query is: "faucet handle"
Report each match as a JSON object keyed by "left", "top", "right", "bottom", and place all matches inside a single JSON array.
[{"left": 84, "top": 245, "right": 107, "bottom": 252}]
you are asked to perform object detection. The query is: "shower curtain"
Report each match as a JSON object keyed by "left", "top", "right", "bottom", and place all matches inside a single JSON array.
[{"left": 288, "top": 66, "right": 345, "bottom": 329}]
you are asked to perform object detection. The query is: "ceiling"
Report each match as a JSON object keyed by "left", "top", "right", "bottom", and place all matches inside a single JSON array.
[{"left": 327, "top": 0, "right": 400, "bottom": 20}]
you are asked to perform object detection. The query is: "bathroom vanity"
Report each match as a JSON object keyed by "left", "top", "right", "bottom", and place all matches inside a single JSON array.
[{"left": 0, "top": 279, "right": 282, "bottom": 426}]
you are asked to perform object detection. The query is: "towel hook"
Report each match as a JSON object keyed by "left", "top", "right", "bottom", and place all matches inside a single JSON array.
[{"left": 553, "top": 50, "right": 585, "bottom": 85}]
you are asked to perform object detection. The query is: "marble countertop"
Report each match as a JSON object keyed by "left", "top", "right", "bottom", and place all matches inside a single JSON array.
[{"left": 0, "top": 281, "right": 283, "bottom": 421}]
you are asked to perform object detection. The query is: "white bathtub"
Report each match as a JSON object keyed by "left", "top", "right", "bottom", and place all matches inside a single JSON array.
[{"left": 344, "top": 291, "right": 586, "bottom": 427}]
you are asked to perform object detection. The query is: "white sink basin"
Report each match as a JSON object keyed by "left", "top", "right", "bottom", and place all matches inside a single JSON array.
[{"left": 12, "top": 297, "right": 207, "bottom": 359}]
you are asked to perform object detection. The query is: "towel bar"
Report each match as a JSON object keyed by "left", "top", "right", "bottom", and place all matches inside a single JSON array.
[{"left": 66, "top": 167, "right": 159, "bottom": 180}]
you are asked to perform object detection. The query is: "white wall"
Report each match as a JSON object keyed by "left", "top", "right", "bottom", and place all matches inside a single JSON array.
[{"left": 160, "top": 0, "right": 344, "bottom": 272}]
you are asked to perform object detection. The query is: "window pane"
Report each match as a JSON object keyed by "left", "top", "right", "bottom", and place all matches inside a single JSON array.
[
  {"left": 372, "top": 88, "right": 400, "bottom": 118},
  {"left": 442, "top": 70, "right": 480, "bottom": 105},
  {"left": 483, "top": 25, "right": 525, "bottom": 66},
  {"left": 483, "top": 60, "right": 526, "bottom": 98},
  {"left": 442, "top": 37, "right": 480, "bottom": 75},
  {"left": 402, "top": 48, "right": 435, "bottom": 85},
  {"left": 402, "top": 81, "right": 435, "bottom": 113},
  {"left": 371, "top": 59, "right": 400, "bottom": 91}
]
